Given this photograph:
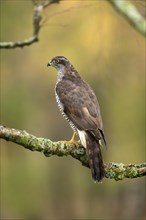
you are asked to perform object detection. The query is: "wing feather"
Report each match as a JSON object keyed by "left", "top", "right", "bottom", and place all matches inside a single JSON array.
[{"left": 56, "top": 77, "right": 106, "bottom": 142}]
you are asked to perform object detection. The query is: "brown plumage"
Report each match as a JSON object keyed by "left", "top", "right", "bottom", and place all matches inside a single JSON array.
[{"left": 47, "top": 56, "right": 106, "bottom": 182}]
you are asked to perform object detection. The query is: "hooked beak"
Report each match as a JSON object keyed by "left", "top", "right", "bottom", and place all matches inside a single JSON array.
[{"left": 47, "top": 61, "right": 52, "bottom": 67}]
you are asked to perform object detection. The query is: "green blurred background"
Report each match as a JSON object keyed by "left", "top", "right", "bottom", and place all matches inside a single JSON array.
[{"left": 0, "top": 1, "right": 145, "bottom": 219}]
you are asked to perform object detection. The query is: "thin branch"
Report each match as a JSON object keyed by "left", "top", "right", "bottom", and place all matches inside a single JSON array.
[
  {"left": 0, "top": 0, "right": 60, "bottom": 49},
  {"left": 109, "top": 0, "right": 146, "bottom": 37},
  {"left": 0, "top": 125, "right": 145, "bottom": 181},
  {"left": 2, "top": 0, "right": 145, "bottom": 49},
  {"left": 0, "top": 36, "right": 38, "bottom": 49}
]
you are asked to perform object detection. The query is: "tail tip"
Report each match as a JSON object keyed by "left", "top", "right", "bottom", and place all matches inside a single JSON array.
[{"left": 92, "top": 170, "right": 105, "bottom": 183}]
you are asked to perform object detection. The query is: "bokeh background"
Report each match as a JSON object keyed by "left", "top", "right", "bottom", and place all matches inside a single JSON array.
[{"left": 0, "top": 1, "right": 145, "bottom": 219}]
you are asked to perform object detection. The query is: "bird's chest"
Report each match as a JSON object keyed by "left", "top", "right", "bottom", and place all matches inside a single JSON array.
[{"left": 55, "top": 88, "right": 76, "bottom": 131}]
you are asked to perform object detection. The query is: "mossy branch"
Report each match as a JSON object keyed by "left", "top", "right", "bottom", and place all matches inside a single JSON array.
[
  {"left": 109, "top": 0, "right": 146, "bottom": 37},
  {"left": 0, "top": 125, "right": 145, "bottom": 181}
]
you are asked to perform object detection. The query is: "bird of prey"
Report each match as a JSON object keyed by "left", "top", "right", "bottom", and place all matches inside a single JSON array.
[{"left": 47, "top": 56, "right": 106, "bottom": 182}]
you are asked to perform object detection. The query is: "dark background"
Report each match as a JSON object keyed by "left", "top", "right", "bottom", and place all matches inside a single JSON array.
[{"left": 1, "top": 1, "right": 145, "bottom": 219}]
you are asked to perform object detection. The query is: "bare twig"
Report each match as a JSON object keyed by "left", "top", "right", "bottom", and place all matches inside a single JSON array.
[
  {"left": 0, "top": 0, "right": 60, "bottom": 49},
  {"left": 0, "top": 36, "right": 38, "bottom": 49},
  {"left": 0, "top": 125, "right": 145, "bottom": 181},
  {"left": 109, "top": 0, "right": 146, "bottom": 37},
  {"left": 1, "top": 0, "right": 145, "bottom": 49}
]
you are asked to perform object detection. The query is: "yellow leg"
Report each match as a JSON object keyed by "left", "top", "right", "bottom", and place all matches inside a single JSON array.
[{"left": 65, "top": 131, "right": 79, "bottom": 146}]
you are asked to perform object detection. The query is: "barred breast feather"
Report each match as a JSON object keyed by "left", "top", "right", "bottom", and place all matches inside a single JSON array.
[{"left": 55, "top": 90, "right": 77, "bottom": 132}]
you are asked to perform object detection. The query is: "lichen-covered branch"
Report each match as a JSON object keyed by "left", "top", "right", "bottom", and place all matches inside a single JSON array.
[
  {"left": 0, "top": 125, "right": 145, "bottom": 181},
  {"left": 0, "top": 0, "right": 60, "bottom": 49},
  {"left": 109, "top": 0, "right": 146, "bottom": 37}
]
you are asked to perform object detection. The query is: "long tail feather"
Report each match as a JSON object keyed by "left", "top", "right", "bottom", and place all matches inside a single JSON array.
[{"left": 86, "top": 131, "right": 105, "bottom": 182}]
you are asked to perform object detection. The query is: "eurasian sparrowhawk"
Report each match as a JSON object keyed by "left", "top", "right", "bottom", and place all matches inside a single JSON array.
[{"left": 47, "top": 56, "right": 106, "bottom": 182}]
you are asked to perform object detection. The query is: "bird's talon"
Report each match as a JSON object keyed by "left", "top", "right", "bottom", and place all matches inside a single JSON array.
[
  {"left": 64, "top": 131, "right": 79, "bottom": 147},
  {"left": 65, "top": 140, "right": 79, "bottom": 147}
]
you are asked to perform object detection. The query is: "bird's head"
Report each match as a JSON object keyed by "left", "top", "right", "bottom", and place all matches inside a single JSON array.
[
  {"left": 47, "top": 56, "right": 80, "bottom": 81},
  {"left": 47, "top": 56, "right": 71, "bottom": 72}
]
